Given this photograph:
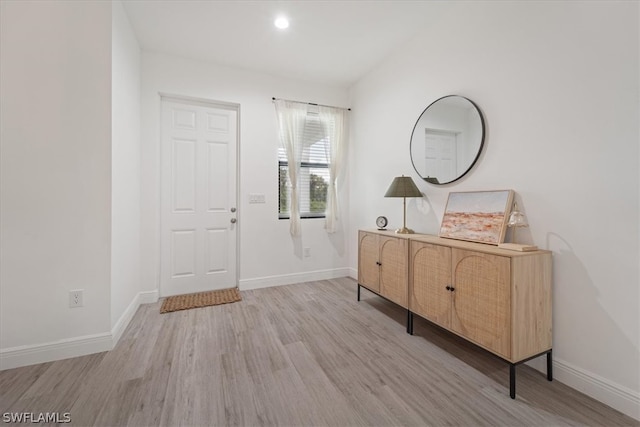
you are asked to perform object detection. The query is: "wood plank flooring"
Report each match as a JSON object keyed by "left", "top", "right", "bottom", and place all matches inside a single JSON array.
[{"left": 1, "top": 278, "right": 637, "bottom": 426}]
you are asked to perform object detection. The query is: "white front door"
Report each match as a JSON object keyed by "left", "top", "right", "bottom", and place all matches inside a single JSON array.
[
  {"left": 160, "top": 98, "right": 238, "bottom": 297},
  {"left": 424, "top": 129, "right": 457, "bottom": 183}
]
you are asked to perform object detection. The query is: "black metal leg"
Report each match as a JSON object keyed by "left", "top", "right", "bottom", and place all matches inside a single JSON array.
[
  {"left": 357, "top": 284, "right": 361, "bottom": 301},
  {"left": 407, "top": 311, "right": 413, "bottom": 335},
  {"left": 547, "top": 350, "right": 553, "bottom": 381},
  {"left": 510, "top": 364, "right": 516, "bottom": 399}
]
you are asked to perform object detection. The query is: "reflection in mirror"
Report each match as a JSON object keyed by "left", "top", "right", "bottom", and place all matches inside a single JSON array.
[{"left": 410, "top": 95, "right": 485, "bottom": 185}]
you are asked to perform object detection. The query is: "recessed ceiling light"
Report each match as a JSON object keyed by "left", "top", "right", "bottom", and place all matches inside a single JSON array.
[{"left": 274, "top": 16, "right": 289, "bottom": 30}]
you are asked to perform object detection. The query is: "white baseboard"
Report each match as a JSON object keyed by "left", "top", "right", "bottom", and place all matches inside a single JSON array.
[
  {"left": 137, "top": 289, "right": 159, "bottom": 305},
  {"left": 239, "top": 268, "right": 351, "bottom": 291},
  {"left": 0, "top": 333, "right": 112, "bottom": 371},
  {"left": 348, "top": 267, "right": 357, "bottom": 280},
  {"left": 0, "top": 288, "right": 159, "bottom": 371},
  {"left": 528, "top": 355, "right": 639, "bottom": 420},
  {"left": 110, "top": 289, "right": 158, "bottom": 345},
  {"left": 554, "top": 358, "right": 640, "bottom": 421},
  {"left": 111, "top": 295, "right": 140, "bottom": 346}
]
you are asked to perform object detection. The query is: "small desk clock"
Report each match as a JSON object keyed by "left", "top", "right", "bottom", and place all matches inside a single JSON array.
[{"left": 376, "top": 216, "right": 388, "bottom": 230}]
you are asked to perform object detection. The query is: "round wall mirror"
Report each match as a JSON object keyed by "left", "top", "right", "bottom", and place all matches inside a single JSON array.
[{"left": 410, "top": 95, "right": 485, "bottom": 185}]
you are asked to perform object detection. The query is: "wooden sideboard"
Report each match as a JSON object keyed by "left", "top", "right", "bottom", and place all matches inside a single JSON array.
[{"left": 357, "top": 229, "right": 553, "bottom": 398}]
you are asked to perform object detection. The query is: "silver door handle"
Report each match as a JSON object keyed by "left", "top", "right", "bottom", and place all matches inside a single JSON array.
[
  {"left": 230, "top": 218, "right": 237, "bottom": 224},
  {"left": 230, "top": 207, "right": 236, "bottom": 213}
]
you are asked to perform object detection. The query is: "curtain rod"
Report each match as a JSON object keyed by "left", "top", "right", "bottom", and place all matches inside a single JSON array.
[{"left": 272, "top": 97, "right": 351, "bottom": 111}]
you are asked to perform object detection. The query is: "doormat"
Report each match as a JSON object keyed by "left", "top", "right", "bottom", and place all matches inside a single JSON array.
[{"left": 160, "top": 288, "right": 242, "bottom": 314}]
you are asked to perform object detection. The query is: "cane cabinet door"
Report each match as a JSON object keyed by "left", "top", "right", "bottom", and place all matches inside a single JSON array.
[
  {"left": 409, "top": 241, "right": 452, "bottom": 329},
  {"left": 379, "top": 236, "right": 408, "bottom": 307},
  {"left": 451, "top": 249, "right": 511, "bottom": 359},
  {"left": 358, "top": 231, "right": 380, "bottom": 293}
]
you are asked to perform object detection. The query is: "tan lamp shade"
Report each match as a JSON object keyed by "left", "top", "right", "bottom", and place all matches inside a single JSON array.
[{"left": 384, "top": 175, "right": 422, "bottom": 234}]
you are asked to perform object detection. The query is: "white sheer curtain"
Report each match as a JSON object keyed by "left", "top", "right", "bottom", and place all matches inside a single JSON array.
[
  {"left": 274, "top": 99, "right": 308, "bottom": 236},
  {"left": 319, "top": 106, "right": 348, "bottom": 233}
]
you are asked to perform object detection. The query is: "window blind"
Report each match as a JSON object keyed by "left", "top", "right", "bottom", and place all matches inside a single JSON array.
[{"left": 278, "top": 113, "right": 333, "bottom": 218}]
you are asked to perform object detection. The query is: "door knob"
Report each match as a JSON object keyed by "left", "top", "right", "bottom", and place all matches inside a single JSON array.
[
  {"left": 230, "top": 218, "right": 237, "bottom": 224},
  {"left": 230, "top": 207, "right": 237, "bottom": 213}
]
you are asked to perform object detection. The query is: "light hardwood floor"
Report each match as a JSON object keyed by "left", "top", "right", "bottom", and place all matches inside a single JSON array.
[{"left": 1, "top": 278, "right": 637, "bottom": 426}]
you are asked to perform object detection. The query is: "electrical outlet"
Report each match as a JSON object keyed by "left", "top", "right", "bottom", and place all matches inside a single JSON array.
[
  {"left": 303, "top": 247, "right": 311, "bottom": 258},
  {"left": 69, "top": 289, "right": 84, "bottom": 308}
]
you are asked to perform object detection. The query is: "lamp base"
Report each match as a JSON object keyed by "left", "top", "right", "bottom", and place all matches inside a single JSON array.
[
  {"left": 498, "top": 243, "right": 538, "bottom": 252},
  {"left": 395, "top": 227, "right": 414, "bottom": 234}
]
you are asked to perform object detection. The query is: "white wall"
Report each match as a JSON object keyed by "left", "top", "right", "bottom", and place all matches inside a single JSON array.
[
  {"left": 140, "top": 53, "right": 350, "bottom": 294},
  {"left": 111, "top": 2, "right": 142, "bottom": 334},
  {"left": 0, "top": 1, "right": 113, "bottom": 362},
  {"left": 348, "top": 1, "right": 639, "bottom": 419},
  {"left": 1, "top": 2, "right": 637, "bottom": 419}
]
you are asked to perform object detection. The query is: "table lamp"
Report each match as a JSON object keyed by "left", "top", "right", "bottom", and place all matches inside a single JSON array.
[
  {"left": 498, "top": 201, "right": 538, "bottom": 251},
  {"left": 507, "top": 202, "right": 528, "bottom": 244},
  {"left": 384, "top": 175, "right": 422, "bottom": 234}
]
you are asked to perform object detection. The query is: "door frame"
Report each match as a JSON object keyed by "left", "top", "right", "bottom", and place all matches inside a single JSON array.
[{"left": 158, "top": 92, "right": 241, "bottom": 296}]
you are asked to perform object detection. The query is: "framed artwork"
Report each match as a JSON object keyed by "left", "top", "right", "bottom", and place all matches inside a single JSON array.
[{"left": 439, "top": 190, "right": 514, "bottom": 245}]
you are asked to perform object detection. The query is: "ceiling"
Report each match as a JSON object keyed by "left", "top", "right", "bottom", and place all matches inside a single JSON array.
[{"left": 122, "top": 0, "right": 453, "bottom": 88}]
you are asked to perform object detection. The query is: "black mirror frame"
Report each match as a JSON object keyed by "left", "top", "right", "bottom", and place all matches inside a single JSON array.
[{"left": 409, "top": 95, "right": 485, "bottom": 185}]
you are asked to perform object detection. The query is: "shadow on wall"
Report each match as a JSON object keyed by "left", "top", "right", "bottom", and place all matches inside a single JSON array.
[
  {"left": 328, "top": 227, "right": 346, "bottom": 258},
  {"left": 545, "top": 232, "right": 640, "bottom": 416},
  {"left": 408, "top": 195, "right": 440, "bottom": 234}
]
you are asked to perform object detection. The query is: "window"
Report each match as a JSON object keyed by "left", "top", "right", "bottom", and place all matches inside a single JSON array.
[
  {"left": 274, "top": 98, "right": 348, "bottom": 235},
  {"left": 278, "top": 113, "right": 330, "bottom": 219}
]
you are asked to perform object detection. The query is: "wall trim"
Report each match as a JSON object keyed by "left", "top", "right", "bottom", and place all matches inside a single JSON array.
[
  {"left": 0, "top": 289, "right": 159, "bottom": 371},
  {"left": 110, "top": 289, "right": 159, "bottom": 345},
  {"left": 239, "top": 268, "right": 351, "bottom": 291},
  {"left": 137, "top": 289, "right": 159, "bottom": 305},
  {"left": 526, "top": 353, "right": 639, "bottom": 421},
  {"left": 549, "top": 358, "right": 639, "bottom": 421},
  {"left": 111, "top": 294, "right": 140, "bottom": 346},
  {"left": 0, "top": 333, "right": 112, "bottom": 371}
]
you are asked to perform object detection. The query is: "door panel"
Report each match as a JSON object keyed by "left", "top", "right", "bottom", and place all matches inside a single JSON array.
[
  {"left": 409, "top": 241, "right": 451, "bottom": 328},
  {"left": 379, "top": 237, "right": 407, "bottom": 308},
  {"left": 451, "top": 249, "right": 511, "bottom": 358},
  {"left": 161, "top": 99, "right": 238, "bottom": 297},
  {"left": 171, "top": 230, "right": 196, "bottom": 278},
  {"left": 172, "top": 139, "right": 196, "bottom": 212},
  {"left": 206, "top": 141, "right": 228, "bottom": 211},
  {"left": 205, "top": 228, "right": 228, "bottom": 273},
  {"left": 173, "top": 108, "right": 197, "bottom": 129},
  {"left": 358, "top": 232, "right": 380, "bottom": 292},
  {"left": 207, "top": 111, "right": 230, "bottom": 131}
]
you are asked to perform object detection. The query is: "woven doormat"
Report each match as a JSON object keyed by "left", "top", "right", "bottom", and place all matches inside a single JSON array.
[{"left": 160, "top": 288, "right": 242, "bottom": 314}]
